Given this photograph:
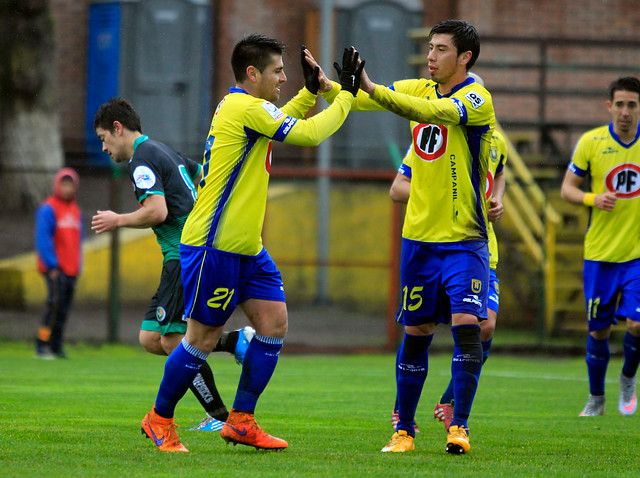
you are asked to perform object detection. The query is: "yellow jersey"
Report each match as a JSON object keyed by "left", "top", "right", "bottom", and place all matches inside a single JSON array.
[{"left": 182, "top": 87, "right": 354, "bottom": 255}]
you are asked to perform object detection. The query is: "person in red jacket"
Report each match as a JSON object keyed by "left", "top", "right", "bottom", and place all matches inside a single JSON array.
[{"left": 35, "top": 167, "right": 83, "bottom": 359}]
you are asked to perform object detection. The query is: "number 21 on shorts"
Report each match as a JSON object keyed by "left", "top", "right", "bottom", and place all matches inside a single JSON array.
[{"left": 207, "top": 288, "right": 235, "bottom": 310}]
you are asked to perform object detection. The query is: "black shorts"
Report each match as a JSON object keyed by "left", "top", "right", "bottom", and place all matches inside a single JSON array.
[{"left": 140, "top": 259, "right": 187, "bottom": 335}]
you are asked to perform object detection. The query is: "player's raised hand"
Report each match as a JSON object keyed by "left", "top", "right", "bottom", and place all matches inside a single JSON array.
[
  {"left": 334, "top": 46, "right": 365, "bottom": 96},
  {"left": 301, "top": 45, "right": 320, "bottom": 94},
  {"left": 303, "top": 48, "right": 333, "bottom": 93}
]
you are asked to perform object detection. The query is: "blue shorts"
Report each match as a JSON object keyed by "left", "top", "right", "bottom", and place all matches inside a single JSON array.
[
  {"left": 180, "top": 244, "right": 286, "bottom": 327},
  {"left": 396, "top": 239, "right": 489, "bottom": 326},
  {"left": 583, "top": 257, "right": 640, "bottom": 331},
  {"left": 488, "top": 268, "right": 500, "bottom": 314}
]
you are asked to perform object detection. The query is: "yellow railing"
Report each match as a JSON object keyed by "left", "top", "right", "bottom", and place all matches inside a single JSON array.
[{"left": 498, "top": 124, "right": 562, "bottom": 334}]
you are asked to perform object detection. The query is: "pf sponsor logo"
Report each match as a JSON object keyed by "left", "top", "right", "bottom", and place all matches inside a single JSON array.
[
  {"left": 485, "top": 169, "right": 494, "bottom": 199},
  {"left": 605, "top": 163, "right": 640, "bottom": 198},
  {"left": 412, "top": 123, "right": 448, "bottom": 161}
]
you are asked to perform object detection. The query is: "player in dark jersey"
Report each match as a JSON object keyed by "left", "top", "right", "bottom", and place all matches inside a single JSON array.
[{"left": 92, "top": 98, "right": 253, "bottom": 432}]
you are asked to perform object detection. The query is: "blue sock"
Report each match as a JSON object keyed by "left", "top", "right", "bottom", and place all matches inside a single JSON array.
[
  {"left": 450, "top": 324, "right": 482, "bottom": 430},
  {"left": 396, "top": 332, "right": 432, "bottom": 437},
  {"left": 622, "top": 332, "right": 640, "bottom": 379},
  {"left": 586, "top": 335, "right": 609, "bottom": 396},
  {"left": 482, "top": 338, "right": 493, "bottom": 364},
  {"left": 440, "top": 379, "right": 454, "bottom": 405},
  {"left": 155, "top": 338, "right": 208, "bottom": 418},
  {"left": 233, "top": 334, "right": 284, "bottom": 412},
  {"left": 440, "top": 337, "right": 492, "bottom": 406}
]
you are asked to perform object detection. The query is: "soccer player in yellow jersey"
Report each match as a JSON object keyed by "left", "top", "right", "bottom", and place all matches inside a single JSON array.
[
  {"left": 561, "top": 76, "right": 640, "bottom": 417},
  {"left": 313, "top": 19, "right": 494, "bottom": 454},
  {"left": 140, "top": 34, "right": 363, "bottom": 452}
]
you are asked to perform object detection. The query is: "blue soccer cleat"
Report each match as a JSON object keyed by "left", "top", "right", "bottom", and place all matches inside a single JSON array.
[
  {"left": 188, "top": 416, "right": 225, "bottom": 431},
  {"left": 234, "top": 326, "right": 255, "bottom": 365}
]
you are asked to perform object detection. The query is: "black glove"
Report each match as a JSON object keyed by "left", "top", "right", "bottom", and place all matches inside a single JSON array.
[
  {"left": 301, "top": 45, "right": 320, "bottom": 94},
  {"left": 333, "top": 47, "right": 365, "bottom": 96}
]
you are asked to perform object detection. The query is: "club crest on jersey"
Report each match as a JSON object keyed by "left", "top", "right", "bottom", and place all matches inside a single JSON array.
[
  {"left": 605, "top": 163, "right": 640, "bottom": 198},
  {"left": 262, "top": 101, "right": 286, "bottom": 121},
  {"left": 156, "top": 306, "right": 166, "bottom": 323},
  {"left": 133, "top": 166, "right": 156, "bottom": 189},
  {"left": 471, "top": 279, "right": 482, "bottom": 294},
  {"left": 412, "top": 123, "right": 448, "bottom": 161}
]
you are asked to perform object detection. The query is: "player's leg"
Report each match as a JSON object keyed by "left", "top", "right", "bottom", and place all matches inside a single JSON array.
[
  {"left": 220, "top": 248, "right": 288, "bottom": 450},
  {"left": 220, "top": 298, "right": 288, "bottom": 450},
  {"left": 141, "top": 247, "right": 236, "bottom": 451},
  {"left": 580, "top": 260, "right": 618, "bottom": 416},
  {"left": 36, "top": 272, "right": 57, "bottom": 359},
  {"left": 143, "top": 258, "right": 231, "bottom": 428},
  {"left": 616, "top": 263, "right": 640, "bottom": 415},
  {"left": 383, "top": 240, "right": 438, "bottom": 453},
  {"left": 619, "top": 320, "right": 640, "bottom": 416},
  {"left": 211, "top": 325, "right": 256, "bottom": 364},
  {"left": 443, "top": 243, "right": 487, "bottom": 455},
  {"left": 141, "top": 320, "right": 222, "bottom": 452},
  {"left": 49, "top": 273, "right": 75, "bottom": 358},
  {"left": 159, "top": 332, "right": 230, "bottom": 429}
]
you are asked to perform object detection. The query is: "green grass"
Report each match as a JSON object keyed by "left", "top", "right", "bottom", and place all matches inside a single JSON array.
[{"left": 0, "top": 341, "right": 638, "bottom": 477}]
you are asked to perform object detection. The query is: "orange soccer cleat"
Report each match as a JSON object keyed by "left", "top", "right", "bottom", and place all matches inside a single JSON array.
[
  {"left": 220, "top": 409, "right": 288, "bottom": 450},
  {"left": 141, "top": 407, "right": 188, "bottom": 452}
]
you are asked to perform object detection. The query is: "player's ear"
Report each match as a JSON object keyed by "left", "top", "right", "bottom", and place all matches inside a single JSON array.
[
  {"left": 246, "top": 65, "right": 259, "bottom": 83},
  {"left": 459, "top": 51, "right": 472, "bottom": 67},
  {"left": 112, "top": 121, "right": 123, "bottom": 136}
]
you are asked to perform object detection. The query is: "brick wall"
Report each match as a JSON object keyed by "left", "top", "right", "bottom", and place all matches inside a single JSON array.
[{"left": 51, "top": 0, "right": 640, "bottom": 161}]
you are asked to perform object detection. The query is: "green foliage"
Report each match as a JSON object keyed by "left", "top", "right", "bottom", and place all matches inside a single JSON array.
[{"left": 0, "top": 341, "right": 637, "bottom": 477}]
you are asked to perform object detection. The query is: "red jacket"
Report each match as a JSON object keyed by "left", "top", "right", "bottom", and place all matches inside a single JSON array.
[{"left": 36, "top": 168, "right": 83, "bottom": 276}]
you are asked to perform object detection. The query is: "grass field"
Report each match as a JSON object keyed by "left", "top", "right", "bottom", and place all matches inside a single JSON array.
[{"left": 0, "top": 340, "right": 638, "bottom": 477}]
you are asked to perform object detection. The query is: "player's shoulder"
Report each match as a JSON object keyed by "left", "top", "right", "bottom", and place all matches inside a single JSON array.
[
  {"left": 492, "top": 129, "right": 507, "bottom": 147},
  {"left": 578, "top": 123, "right": 611, "bottom": 143},
  {"left": 454, "top": 80, "right": 493, "bottom": 109}
]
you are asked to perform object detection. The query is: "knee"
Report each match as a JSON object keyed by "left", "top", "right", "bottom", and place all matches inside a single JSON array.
[
  {"left": 627, "top": 319, "right": 640, "bottom": 337},
  {"left": 139, "top": 331, "right": 165, "bottom": 355},
  {"left": 480, "top": 317, "right": 496, "bottom": 342},
  {"left": 262, "top": 315, "right": 288, "bottom": 338}
]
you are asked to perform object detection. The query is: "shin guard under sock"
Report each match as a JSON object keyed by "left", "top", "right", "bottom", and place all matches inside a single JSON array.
[
  {"left": 233, "top": 334, "right": 283, "bottom": 412},
  {"left": 622, "top": 331, "right": 640, "bottom": 379},
  {"left": 586, "top": 335, "right": 609, "bottom": 396},
  {"left": 396, "top": 332, "right": 433, "bottom": 437},
  {"left": 450, "top": 324, "right": 482, "bottom": 430},
  {"left": 155, "top": 338, "right": 208, "bottom": 418}
]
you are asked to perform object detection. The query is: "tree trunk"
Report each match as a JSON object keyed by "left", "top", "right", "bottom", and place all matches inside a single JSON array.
[{"left": 0, "top": 0, "right": 64, "bottom": 212}]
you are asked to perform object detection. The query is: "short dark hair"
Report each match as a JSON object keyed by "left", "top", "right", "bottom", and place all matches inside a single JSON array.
[
  {"left": 93, "top": 97, "right": 142, "bottom": 133},
  {"left": 608, "top": 76, "right": 640, "bottom": 101},
  {"left": 231, "top": 34, "right": 286, "bottom": 82},
  {"left": 429, "top": 20, "right": 480, "bottom": 71}
]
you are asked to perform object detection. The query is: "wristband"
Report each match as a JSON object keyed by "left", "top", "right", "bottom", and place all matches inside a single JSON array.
[{"left": 583, "top": 193, "right": 596, "bottom": 206}]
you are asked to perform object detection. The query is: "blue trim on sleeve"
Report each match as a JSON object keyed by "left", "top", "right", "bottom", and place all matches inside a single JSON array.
[
  {"left": 451, "top": 98, "right": 467, "bottom": 125},
  {"left": 398, "top": 163, "right": 412, "bottom": 178},
  {"left": 272, "top": 116, "right": 298, "bottom": 142},
  {"left": 568, "top": 161, "right": 587, "bottom": 177},
  {"left": 35, "top": 204, "right": 58, "bottom": 269}
]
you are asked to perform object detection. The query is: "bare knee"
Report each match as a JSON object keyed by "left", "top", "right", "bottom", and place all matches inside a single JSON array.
[
  {"left": 480, "top": 312, "right": 497, "bottom": 341},
  {"left": 139, "top": 330, "right": 165, "bottom": 355},
  {"left": 627, "top": 319, "right": 640, "bottom": 337}
]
